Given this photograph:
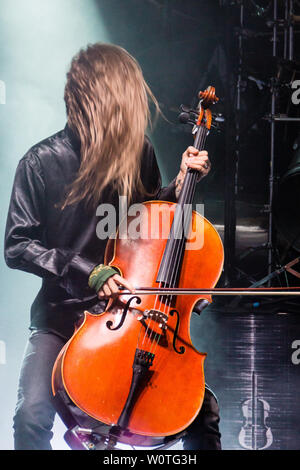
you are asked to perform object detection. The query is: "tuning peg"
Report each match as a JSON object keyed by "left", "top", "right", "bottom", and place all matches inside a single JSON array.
[
  {"left": 210, "top": 113, "right": 225, "bottom": 133},
  {"left": 179, "top": 104, "right": 190, "bottom": 113},
  {"left": 178, "top": 112, "right": 198, "bottom": 127},
  {"left": 179, "top": 104, "right": 198, "bottom": 115},
  {"left": 178, "top": 104, "right": 199, "bottom": 126},
  {"left": 178, "top": 112, "right": 190, "bottom": 124},
  {"left": 212, "top": 113, "right": 225, "bottom": 123}
]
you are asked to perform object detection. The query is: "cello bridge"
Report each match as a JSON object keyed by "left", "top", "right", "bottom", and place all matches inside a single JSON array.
[{"left": 143, "top": 310, "right": 168, "bottom": 330}]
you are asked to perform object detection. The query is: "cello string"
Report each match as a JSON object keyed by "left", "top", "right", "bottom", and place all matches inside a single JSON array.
[
  {"left": 150, "top": 125, "right": 208, "bottom": 352},
  {"left": 139, "top": 121, "right": 207, "bottom": 355},
  {"left": 156, "top": 122, "right": 204, "bottom": 285},
  {"left": 138, "top": 280, "right": 162, "bottom": 350},
  {"left": 148, "top": 126, "right": 207, "bottom": 356},
  {"left": 146, "top": 124, "right": 207, "bottom": 355},
  {"left": 138, "top": 213, "right": 184, "bottom": 351},
  {"left": 139, "top": 171, "right": 194, "bottom": 351},
  {"left": 144, "top": 167, "right": 198, "bottom": 352},
  {"left": 150, "top": 170, "right": 199, "bottom": 356},
  {"left": 160, "top": 124, "right": 206, "bottom": 296}
]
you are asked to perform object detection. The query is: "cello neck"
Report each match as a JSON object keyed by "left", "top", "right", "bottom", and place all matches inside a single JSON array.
[
  {"left": 156, "top": 86, "right": 217, "bottom": 287},
  {"left": 156, "top": 125, "right": 208, "bottom": 286},
  {"left": 177, "top": 124, "right": 208, "bottom": 208}
]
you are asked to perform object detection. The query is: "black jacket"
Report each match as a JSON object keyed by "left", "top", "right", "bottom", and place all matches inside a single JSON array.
[{"left": 4, "top": 125, "right": 177, "bottom": 339}]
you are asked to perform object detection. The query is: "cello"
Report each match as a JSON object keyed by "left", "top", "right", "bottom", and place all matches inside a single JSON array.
[
  {"left": 52, "top": 86, "right": 224, "bottom": 448},
  {"left": 238, "top": 371, "right": 273, "bottom": 450}
]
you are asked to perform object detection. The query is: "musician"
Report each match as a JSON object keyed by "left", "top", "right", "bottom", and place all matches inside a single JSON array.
[{"left": 4, "top": 43, "right": 221, "bottom": 450}]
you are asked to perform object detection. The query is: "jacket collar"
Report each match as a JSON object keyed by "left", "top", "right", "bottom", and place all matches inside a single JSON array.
[{"left": 64, "top": 123, "right": 81, "bottom": 152}]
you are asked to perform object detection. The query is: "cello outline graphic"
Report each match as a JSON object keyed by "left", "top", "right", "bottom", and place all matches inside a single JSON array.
[{"left": 238, "top": 371, "right": 273, "bottom": 450}]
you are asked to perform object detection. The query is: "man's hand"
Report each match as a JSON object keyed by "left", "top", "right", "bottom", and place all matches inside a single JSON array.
[
  {"left": 175, "top": 146, "right": 211, "bottom": 198},
  {"left": 98, "top": 273, "right": 135, "bottom": 299}
]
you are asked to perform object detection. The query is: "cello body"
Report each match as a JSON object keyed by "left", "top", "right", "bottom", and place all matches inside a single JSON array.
[{"left": 52, "top": 201, "right": 224, "bottom": 438}]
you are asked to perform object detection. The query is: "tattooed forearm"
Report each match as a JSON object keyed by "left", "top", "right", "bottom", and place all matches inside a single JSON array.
[
  {"left": 175, "top": 147, "right": 210, "bottom": 199},
  {"left": 175, "top": 173, "right": 184, "bottom": 199}
]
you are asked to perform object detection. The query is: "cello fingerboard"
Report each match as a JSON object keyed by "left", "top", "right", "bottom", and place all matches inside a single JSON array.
[{"left": 156, "top": 124, "right": 208, "bottom": 286}]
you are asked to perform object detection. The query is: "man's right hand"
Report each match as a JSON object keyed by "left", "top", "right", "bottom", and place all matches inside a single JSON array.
[{"left": 98, "top": 274, "right": 135, "bottom": 299}]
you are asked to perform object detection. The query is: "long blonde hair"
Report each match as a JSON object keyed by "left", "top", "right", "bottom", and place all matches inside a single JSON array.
[{"left": 63, "top": 43, "right": 159, "bottom": 209}]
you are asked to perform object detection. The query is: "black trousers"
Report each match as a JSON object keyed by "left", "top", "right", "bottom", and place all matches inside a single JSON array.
[{"left": 13, "top": 330, "right": 221, "bottom": 450}]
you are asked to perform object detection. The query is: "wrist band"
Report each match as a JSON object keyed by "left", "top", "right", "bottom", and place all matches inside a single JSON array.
[{"left": 88, "top": 264, "right": 120, "bottom": 293}]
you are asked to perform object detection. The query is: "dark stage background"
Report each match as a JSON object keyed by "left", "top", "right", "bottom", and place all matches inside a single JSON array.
[{"left": 0, "top": 0, "right": 300, "bottom": 450}]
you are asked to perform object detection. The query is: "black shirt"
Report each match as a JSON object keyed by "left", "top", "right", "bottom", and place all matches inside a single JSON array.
[{"left": 4, "top": 125, "right": 177, "bottom": 339}]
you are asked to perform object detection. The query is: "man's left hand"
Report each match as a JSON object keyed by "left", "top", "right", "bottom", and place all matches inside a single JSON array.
[{"left": 175, "top": 146, "right": 211, "bottom": 198}]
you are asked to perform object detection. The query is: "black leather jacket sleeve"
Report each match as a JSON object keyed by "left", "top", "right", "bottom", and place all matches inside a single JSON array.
[
  {"left": 4, "top": 153, "right": 95, "bottom": 296},
  {"left": 4, "top": 137, "right": 177, "bottom": 300}
]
